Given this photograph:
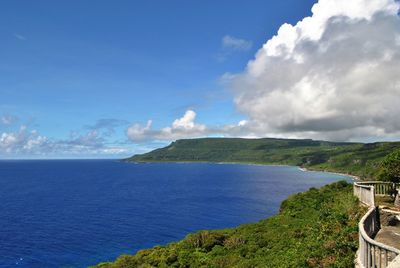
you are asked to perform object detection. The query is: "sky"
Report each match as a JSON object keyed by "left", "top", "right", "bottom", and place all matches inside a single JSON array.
[{"left": 1, "top": 0, "right": 400, "bottom": 159}]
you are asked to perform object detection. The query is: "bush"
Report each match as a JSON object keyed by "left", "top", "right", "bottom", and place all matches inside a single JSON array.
[{"left": 184, "top": 231, "right": 226, "bottom": 251}]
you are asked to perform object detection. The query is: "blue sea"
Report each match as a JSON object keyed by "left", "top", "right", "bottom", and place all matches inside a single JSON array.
[{"left": 0, "top": 160, "right": 350, "bottom": 267}]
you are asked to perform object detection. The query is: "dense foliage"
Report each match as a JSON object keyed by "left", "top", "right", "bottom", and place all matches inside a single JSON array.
[
  {"left": 379, "top": 149, "right": 400, "bottom": 183},
  {"left": 127, "top": 138, "right": 400, "bottom": 180},
  {"left": 93, "top": 181, "right": 364, "bottom": 268}
]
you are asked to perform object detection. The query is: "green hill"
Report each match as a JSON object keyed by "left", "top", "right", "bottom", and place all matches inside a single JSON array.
[
  {"left": 92, "top": 181, "right": 365, "bottom": 268},
  {"left": 127, "top": 138, "right": 400, "bottom": 179}
]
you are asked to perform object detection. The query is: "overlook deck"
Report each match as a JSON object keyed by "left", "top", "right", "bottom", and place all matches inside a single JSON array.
[{"left": 375, "top": 226, "right": 400, "bottom": 250}]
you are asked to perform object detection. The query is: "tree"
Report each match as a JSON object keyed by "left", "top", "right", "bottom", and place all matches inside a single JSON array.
[{"left": 379, "top": 150, "right": 400, "bottom": 207}]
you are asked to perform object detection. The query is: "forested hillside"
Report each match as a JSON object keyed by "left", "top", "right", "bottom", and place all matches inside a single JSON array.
[{"left": 128, "top": 138, "right": 400, "bottom": 179}]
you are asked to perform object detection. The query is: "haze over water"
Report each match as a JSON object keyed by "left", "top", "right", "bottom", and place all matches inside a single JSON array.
[{"left": 0, "top": 160, "right": 350, "bottom": 267}]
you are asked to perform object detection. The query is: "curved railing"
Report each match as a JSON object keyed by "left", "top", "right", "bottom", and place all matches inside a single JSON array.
[
  {"left": 358, "top": 207, "right": 400, "bottom": 267},
  {"left": 354, "top": 181, "right": 400, "bottom": 268}
]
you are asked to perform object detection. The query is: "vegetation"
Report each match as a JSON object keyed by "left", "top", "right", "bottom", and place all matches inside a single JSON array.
[
  {"left": 97, "top": 138, "right": 400, "bottom": 267},
  {"left": 127, "top": 138, "right": 400, "bottom": 179},
  {"left": 92, "top": 181, "right": 365, "bottom": 268},
  {"left": 379, "top": 149, "right": 400, "bottom": 183},
  {"left": 379, "top": 149, "right": 400, "bottom": 207}
]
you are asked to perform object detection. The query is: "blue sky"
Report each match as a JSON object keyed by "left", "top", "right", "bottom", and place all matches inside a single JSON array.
[{"left": 1, "top": 0, "right": 400, "bottom": 158}]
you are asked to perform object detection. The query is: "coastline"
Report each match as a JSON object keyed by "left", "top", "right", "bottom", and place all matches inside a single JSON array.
[
  {"left": 127, "top": 159, "right": 361, "bottom": 181},
  {"left": 299, "top": 166, "right": 361, "bottom": 181}
]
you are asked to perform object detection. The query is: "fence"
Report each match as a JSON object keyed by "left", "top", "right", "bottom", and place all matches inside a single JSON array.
[
  {"left": 356, "top": 181, "right": 400, "bottom": 196},
  {"left": 354, "top": 181, "right": 400, "bottom": 268},
  {"left": 358, "top": 207, "right": 400, "bottom": 267},
  {"left": 354, "top": 182, "right": 375, "bottom": 207}
]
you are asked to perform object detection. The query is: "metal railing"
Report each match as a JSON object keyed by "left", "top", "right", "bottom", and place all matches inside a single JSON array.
[{"left": 354, "top": 181, "right": 400, "bottom": 268}]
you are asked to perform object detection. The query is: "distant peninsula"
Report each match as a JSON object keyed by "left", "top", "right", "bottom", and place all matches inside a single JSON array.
[{"left": 127, "top": 137, "right": 400, "bottom": 179}]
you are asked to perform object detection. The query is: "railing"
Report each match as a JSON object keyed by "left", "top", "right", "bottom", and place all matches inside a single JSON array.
[
  {"left": 358, "top": 207, "right": 400, "bottom": 267},
  {"left": 356, "top": 181, "right": 400, "bottom": 196},
  {"left": 354, "top": 181, "right": 400, "bottom": 268},
  {"left": 354, "top": 182, "right": 375, "bottom": 207}
]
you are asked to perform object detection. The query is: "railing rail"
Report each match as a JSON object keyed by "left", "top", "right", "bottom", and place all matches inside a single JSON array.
[
  {"left": 358, "top": 207, "right": 400, "bottom": 268},
  {"left": 354, "top": 182, "right": 375, "bottom": 207},
  {"left": 354, "top": 181, "right": 400, "bottom": 268},
  {"left": 355, "top": 181, "right": 400, "bottom": 196}
]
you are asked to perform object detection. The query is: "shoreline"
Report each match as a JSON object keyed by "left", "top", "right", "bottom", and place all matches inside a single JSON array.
[
  {"left": 126, "top": 160, "right": 360, "bottom": 181},
  {"left": 299, "top": 166, "right": 361, "bottom": 181}
]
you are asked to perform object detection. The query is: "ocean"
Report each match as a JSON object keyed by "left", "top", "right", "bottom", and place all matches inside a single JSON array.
[{"left": 0, "top": 160, "right": 350, "bottom": 267}]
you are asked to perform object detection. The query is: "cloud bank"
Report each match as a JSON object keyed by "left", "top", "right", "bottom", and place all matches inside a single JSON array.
[
  {"left": 126, "top": 110, "right": 257, "bottom": 142},
  {"left": 226, "top": 0, "right": 400, "bottom": 141},
  {"left": 0, "top": 119, "right": 129, "bottom": 158}
]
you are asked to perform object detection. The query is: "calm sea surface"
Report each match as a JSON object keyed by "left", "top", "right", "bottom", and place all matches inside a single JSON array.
[{"left": 0, "top": 160, "right": 350, "bottom": 267}]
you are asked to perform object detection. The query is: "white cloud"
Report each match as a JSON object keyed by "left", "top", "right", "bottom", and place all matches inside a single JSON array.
[
  {"left": 226, "top": 0, "right": 400, "bottom": 141},
  {"left": 127, "top": 110, "right": 209, "bottom": 141},
  {"left": 0, "top": 124, "right": 129, "bottom": 157},
  {"left": 222, "top": 35, "right": 253, "bottom": 51},
  {"left": 0, "top": 126, "right": 47, "bottom": 154},
  {"left": 126, "top": 109, "right": 260, "bottom": 142},
  {"left": 127, "top": 120, "right": 153, "bottom": 141},
  {"left": 159, "top": 110, "right": 207, "bottom": 140}
]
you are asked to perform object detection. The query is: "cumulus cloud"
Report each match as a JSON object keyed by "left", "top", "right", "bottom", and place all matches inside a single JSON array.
[
  {"left": 225, "top": 0, "right": 400, "bottom": 141},
  {"left": 126, "top": 110, "right": 259, "bottom": 142},
  {"left": 161, "top": 110, "right": 207, "bottom": 139},
  {"left": 127, "top": 120, "right": 153, "bottom": 141},
  {"left": 127, "top": 110, "right": 210, "bottom": 141}
]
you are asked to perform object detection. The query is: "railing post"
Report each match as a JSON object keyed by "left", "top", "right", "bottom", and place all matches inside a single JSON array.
[
  {"left": 384, "top": 250, "right": 388, "bottom": 266},
  {"left": 371, "top": 186, "right": 375, "bottom": 207},
  {"left": 378, "top": 247, "right": 381, "bottom": 268},
  {"left": 372, "top": 245, "right": 376, "bottom": 268}
]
